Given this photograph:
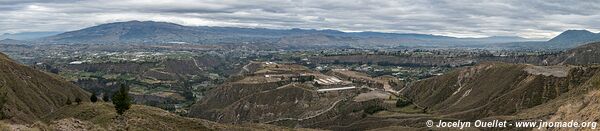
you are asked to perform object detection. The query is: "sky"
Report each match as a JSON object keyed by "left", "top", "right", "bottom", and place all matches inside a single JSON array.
[{"left": 1, "top": 0, "right": 600, "bottom": 39}]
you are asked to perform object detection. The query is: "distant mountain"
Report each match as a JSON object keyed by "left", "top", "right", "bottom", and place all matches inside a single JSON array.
[
  {"left": 38, "top": 21, "right": 535, "bottom": 48},
  {"left": 480, "top": 36, "right": 533, "bottom": 41},
  {"left": 41, "top": 21, "right": 212, "bottom": 44},
  {"left": 496, "top": 30, "right": 600, "bottom": 50},
  {"left": 0, "top": 39, "right": 29, "bottom": 45},
  {"left": 0, "top": 32, "right": 61, "bottom": 40},
  {"left": 548, "top": 30, "right": 600, "bottom": 46}
]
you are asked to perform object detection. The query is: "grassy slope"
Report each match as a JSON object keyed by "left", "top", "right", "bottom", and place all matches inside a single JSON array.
[
  {"left": 42, "top": 102, "right": 314, "bottom": 131},
  {"left": 0, "top": 53, "right": 90, "bottom": 123},
  {"left": 43, "top": 103, "right": 211, "bottom": 130}
]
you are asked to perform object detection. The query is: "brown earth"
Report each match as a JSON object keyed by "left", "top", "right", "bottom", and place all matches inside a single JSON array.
[{"left": 403, "top": 62, "right": 599, "bottom": 120}]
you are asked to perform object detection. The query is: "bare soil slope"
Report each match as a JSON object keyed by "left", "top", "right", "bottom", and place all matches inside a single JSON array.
[{"left": 404, "top": 62, "right": 599, "bottom": 120}]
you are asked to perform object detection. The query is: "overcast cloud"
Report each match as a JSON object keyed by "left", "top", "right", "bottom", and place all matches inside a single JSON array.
[{"left": 1, "top": 0, "right": 600, "bottom": 39}]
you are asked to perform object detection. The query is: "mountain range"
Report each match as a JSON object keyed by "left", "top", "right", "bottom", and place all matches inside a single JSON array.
[
  {"left": 496, "top": 30, "right": 600, "bottom": 49},
  {"left": 1, "top": 21, "right": 599, "bottom": 50},
  {"left": 32, "top": 21, "right": 538, "bottom": 48}
]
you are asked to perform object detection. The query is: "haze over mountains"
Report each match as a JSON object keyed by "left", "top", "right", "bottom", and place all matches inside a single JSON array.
[
  {"left": 0, "top": 32, "right": 61, "bottom": 40},
  {"left": 497, "top": 30, "right": 600, "bottom": 50},
  {"left": 38, "top": 21, "right": 536, "bottom": 46},
  {"left": 1, "top": 21, "right": 598, "bottom": 50}
]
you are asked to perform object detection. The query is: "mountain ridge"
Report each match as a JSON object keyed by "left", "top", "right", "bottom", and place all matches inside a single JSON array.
[
  {"left": 548, "top": 29, "right": 600, "bottom": 45},
  {"left": 497, "top": 29, "right": 600, "bottom": 49},
  {"left": 36, "top": 21, "right": 539, "bottom": 48}
]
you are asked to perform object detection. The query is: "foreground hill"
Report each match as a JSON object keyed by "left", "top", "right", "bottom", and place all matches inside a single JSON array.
[
  {"left": 34, "top": 103, "right": 310, "bottom": 130},
  {"left": 0, "top": 52, "right": 89, "bottom": 123}
]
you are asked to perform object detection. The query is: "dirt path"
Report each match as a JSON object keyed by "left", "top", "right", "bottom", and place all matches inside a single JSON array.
[
  {"left": 524, "top": 65, "right": 571, "bottom": 77},
  {"left": 191, "top": 57, "right": 203, "bottom": 71},
  {"left": 263, "top": 98, "right": 345, "bottom": 124}
]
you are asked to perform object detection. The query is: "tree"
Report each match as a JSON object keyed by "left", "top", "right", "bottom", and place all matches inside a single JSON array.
[
  {"left": 102, "top": 93, "right": 110, "bottom": 102},
  {"left": 112, "top": 84, "right": 132, "bottom": 115},
  {"left": 0, "top": 93, "right": 7, "bottom": 119},
  {"left": 66, "top": 98, "right": 72, "bottom": 105},
  {"left": 396, "top": 97, "right": 411, "bottom": 107},
  {"left": 75, "top": 97, "right": 82, "bottom": 105},
  {"left": 90, "top": 92, "right": 98, "bottom": 103}
]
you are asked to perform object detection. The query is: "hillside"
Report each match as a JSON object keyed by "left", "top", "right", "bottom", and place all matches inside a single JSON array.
[
  {"left": 0, "top": 52, "right": 310, "bottom": 130},
  {"left": 188, "top": 63, "right": 347, "bottom": 124},
  {"left": 545, "top": 42, "right": 600, "bottom": 65},
  {"left": 402, "top": 62, "right": 600, "bottom": 120},
  {"left": 336, "top": 62, "right": 600, "bottom": 130},
  {"left": 34, "top": 103, "right": 311, "bottom": 131},
  {"left": 189, "top": 62, "right": 427, "bottom": 130},
  {"left": 0, "top": 52, "right": 90, "bottom": 123},
  {"left": 469, "top": 64, "right": 600, "bottom": 131},
  {"left": 188, "top": 61, "right": 600, "bottom": 130}
]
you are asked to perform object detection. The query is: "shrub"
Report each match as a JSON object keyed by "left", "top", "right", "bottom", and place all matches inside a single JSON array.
[
  {"left": 364, "top": 106, "right": 385, "bottom": 115},
  {"left": 75, "top": 98, "right": 82, "bottom": 105},
  {"left": 90, "top": 92, "right": 98, "bottom": 103},
  {"left": 396, "top": 97, "right": 412, "bottom": 107},
  {"left": 66, "top": 98, "right": 72, "bottom": 105},
  {"left": 0, "top": 93, "right": 7, "bottom": 119},
  {"left": 102, "top": 93, "right": 110, "bottom": 102}
]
